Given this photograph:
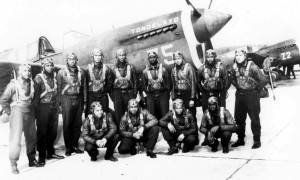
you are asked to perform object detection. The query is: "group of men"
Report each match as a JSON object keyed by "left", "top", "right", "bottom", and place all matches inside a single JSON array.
[{"left": 0, "top": 47, "right": 268, "bottom": 174}]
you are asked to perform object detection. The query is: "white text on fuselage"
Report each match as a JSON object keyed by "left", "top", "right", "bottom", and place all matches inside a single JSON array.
[{"left": 131, "top": 17, "right": 179, "bottom": 34}]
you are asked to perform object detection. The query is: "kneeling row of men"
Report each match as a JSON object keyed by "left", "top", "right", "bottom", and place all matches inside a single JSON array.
[
  {"left": 0, "top": 47, "right": 267, "bottom": 174},
  {"left": 82, "top": 96, "right": 237, "bottom": 162}
]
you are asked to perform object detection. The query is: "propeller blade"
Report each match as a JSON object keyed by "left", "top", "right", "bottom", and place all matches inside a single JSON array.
[{"left": 185, "top": 0, "right": 201, "bottom": 18}]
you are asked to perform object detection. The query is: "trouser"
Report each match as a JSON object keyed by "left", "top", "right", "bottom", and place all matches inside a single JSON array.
[
  {"left": 112, "top": 89, "right": 135, "bottom": 128},
  {"left": 207, "top": 130, "right": 232, "bottom": 148},
  {"left": 85, "top": 92, "right": 109, "bottom": 117},
  {"left": 146, "top": 92, "right": 170, "bottom": 120},
  {"left": 161, "top": 127, "right": 197, "bottom": 151},
  {"left": 173, "top": 92, "right": 199, "bottom": 144},
  {"left": 118, "top": 126, "right": 159, "bottom": 154},
  {"left": 36, "top": 104, "right": 59, "bottom": 159},
  {"left": 234, "top": 90, "right": 261, "bottom": 141},
  {"left": 287, "top": 66, "right": 295, "bottom": 78},
  {"left": 201, "top": 91, "right": 226, "bottom": 112},
  {"left": 61, "top": 96, "right": 83, "bottom": 150},
  {"left": 84, "top": 134, "right": 120, "bottom": 158},
  {"left": 9, "top": 106, "right": 36, "bottom": 163}
]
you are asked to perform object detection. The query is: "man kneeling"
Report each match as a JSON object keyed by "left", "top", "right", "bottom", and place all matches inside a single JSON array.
[
  {"left": 159, "top": 99, "right": 197, "bottom": 155},
  {"left": 200, "top": 96, "right": 238, "bottom": 153},
  {"left": 82, "top": 102, "right": 119, "bottom": 162},
  {"left": 118, "top": 99, "right": 159, "bottom": 158}
]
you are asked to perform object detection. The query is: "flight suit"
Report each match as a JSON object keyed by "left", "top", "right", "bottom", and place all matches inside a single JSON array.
[
  {"left": 82, "top": 113, "right": 119, "bottom": 159},
  {"left": 197, "top": 61, "right": 230, "bottom": 112},
  {"left": 171, "top": 62, "right": 197, "bottom": 117},
  {"left": 200, "top": 108, "right": 238, "bottom": 151},
  {"left": 34, "top": 72, "right": 59, "bottom": 160},
  {"left": 0, "top": 77, "right": 37, "bottom": 165},
  {"left": 84, "top": 62, "right": 114, "bottom": 115},
  {"left": 159, "top": 110, "right": 197, "bottom": 152},
  {"left": 111, "top": 62, "right": 137, "bottom": 127},
  {"left": 141, "top": 63, "right": 171, "bottom": 120},
  {"left": 118, "top": 109, "right": 159, "bottom": 154},
  {"left": 57, "top": 65, "right": 85, "bottom": 151},
  {"left": 230, "top": 61, "right": 267, "bottom": 142}
]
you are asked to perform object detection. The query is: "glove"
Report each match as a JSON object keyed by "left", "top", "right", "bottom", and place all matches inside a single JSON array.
[
  {"left": 189, "top": 100, "right": 194, "bottom": 107},
  {"left": 133, "top": 132, "right": 141, "bottom": 139},
  {"left": 210, "top": 126, "right": 219, "bottom": 136},
  {"left": 96, "top": 138, "right": 107, "bottom": 147},
  {"left": 177, "top": 134, "right": 185, "bottom": 142},
  {"left": 0, "top": 113, "right": 9, "bottom": 123}
]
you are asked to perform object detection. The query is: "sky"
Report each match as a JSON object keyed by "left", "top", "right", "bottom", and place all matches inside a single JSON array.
[{"left": 1, "top": 0, "right": 300, "bottom": 52}]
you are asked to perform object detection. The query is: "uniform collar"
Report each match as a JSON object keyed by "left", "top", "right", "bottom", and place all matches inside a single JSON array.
[
  {"left": 175, "top": 62, "right": 186, "bottom": 70},
  {"left": 237, "top": 60, "right": 248, "bottom": 68},
  {"left": 116, "top": 60, "right": 128, "bottom": 68},
  {"left": 148, "top": 63, "right": 160, "bottom": 70},
  {"left": 18, "top": 76, "right": 31, "bottom": 84},
  {"left": 93, "top": 62, "right": 103, "bottom": 69}
]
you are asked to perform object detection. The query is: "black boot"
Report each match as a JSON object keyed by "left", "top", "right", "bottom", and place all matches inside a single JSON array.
[
  {"left": 201, "top": 139, "right": 209, "bottom": 146},
  {"left": 72, "top": 147, "right": 84, "bottom": 154},
  {"left": 105, "top": 155, "right": 118, "bottom": 162},
  {"left": 252, "top": 141, "right": 261, "bottom": 149},
  {"left": 65, "top": 148, "right": 72, "bottom": 156},
  {"left": 211, "top": 140, "right": 219, "bottom": 152},
  {"left": 29, "top": 160, "right": 43, "bottom": 167},
  {"left": 38, "top": 157, "right": 45, "bottom": 166},
  {"left": 182, "top": 145, "right": 189, "bottom": 153},
  {"left": 167, "top": 147, "right": 179, "bottom": 155},
  {"left": 90, "top": 156, "right": 97, "bottom": 162},
  {"left": 146, "top": 150, "right": 157, "bottom": 158},
  {"left": 130, "top": 147, "right": 137, "bottom": 155},
  {"left": 222, "top": 146, "right": 229, "bottom": 154},
  {"left": 231, "top": 139, "right": 245, "bottom": 147}
]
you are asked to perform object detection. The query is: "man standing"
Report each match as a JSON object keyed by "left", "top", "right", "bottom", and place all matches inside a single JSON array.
[
  {"left": 111, "top": 48, "right": 137, "bottom": 127},
  {"left": 118, "top": 99, "right": 159, "bottom": 158},
  {"left": 171, "top": 51, "right": 197, "bottom": 117},
  {"left": 230, "top": 50, "right": 267, "bottom": 149},
  {"left": 34, "top": 58, "right": 64, "bottom": 166},
  {"left": 197, "top": 49, "right": 230, "bottom": 146},
  {"left": 159, "top": 99, "right": 197, "bottom": 155},
  {"left": 85, "top": 48, "right": 114, "bottom": 116},
  {"left": 0, "top": 64, "right": 42, "bottom": 174},
  {"left": 57, "top": 53, "right": 85, "bottom": 156},
  {"left": 141, "top": 51, "right": 171, "bottom": 120},
  {"left": 200, "top": 96, "right": 238, "bottom": 153},
  {"left": 82, "top": 102, "right": 119, "bottom": 162}
]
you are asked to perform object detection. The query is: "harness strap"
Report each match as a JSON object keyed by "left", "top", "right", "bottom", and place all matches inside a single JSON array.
[
  {"left": 114, "top": 64, "right": 131, "bottom": 84},
  {"left": 62, "top": 66, "right": 81, "bottom": 95},
  {"left": 37, "top": 73, "right": 57, "bottom": 98},
  {"left": 88, "top": 63, "right": 107, "bottom": 86},
  {"left": 88, "top": 114, "right": 107, "bottom": 132},
  {"left": 10, "top": 78, "right": 34, "bottom": 107}
]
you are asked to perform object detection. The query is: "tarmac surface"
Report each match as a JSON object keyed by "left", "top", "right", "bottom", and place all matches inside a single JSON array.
[{"left": 0, "top": 71, "right": 300, "bottom": 180}]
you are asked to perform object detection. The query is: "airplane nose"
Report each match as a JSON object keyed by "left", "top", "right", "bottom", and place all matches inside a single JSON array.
[{"left": 192, "top": 9, "right": 232, "bottom": 43}]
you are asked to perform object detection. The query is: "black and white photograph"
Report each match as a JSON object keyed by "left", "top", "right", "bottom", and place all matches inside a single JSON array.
[{"left": 0, "top": 0, "right": 299, "bottom": 179}]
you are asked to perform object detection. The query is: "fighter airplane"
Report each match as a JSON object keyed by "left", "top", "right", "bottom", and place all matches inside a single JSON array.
[
  {"left": 0, "top": 0, "right": 232, "bottom": 96},
  {"left": 216, "top": 38, "right": 300, "bottom": 72}
]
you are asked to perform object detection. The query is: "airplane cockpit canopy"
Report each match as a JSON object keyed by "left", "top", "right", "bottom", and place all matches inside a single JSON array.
[{"left": 39, "top": 36, "right": 55, "bottom": 57}]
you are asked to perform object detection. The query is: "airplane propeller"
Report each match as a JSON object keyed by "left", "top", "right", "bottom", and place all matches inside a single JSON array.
[{"left": 186, "top": 0, "right": 201, "bottom": 18}]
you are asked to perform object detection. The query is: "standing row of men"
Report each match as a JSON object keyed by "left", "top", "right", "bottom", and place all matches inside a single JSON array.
[{"left": 0, "top": 47, "right": 267, "bottom": 174}]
